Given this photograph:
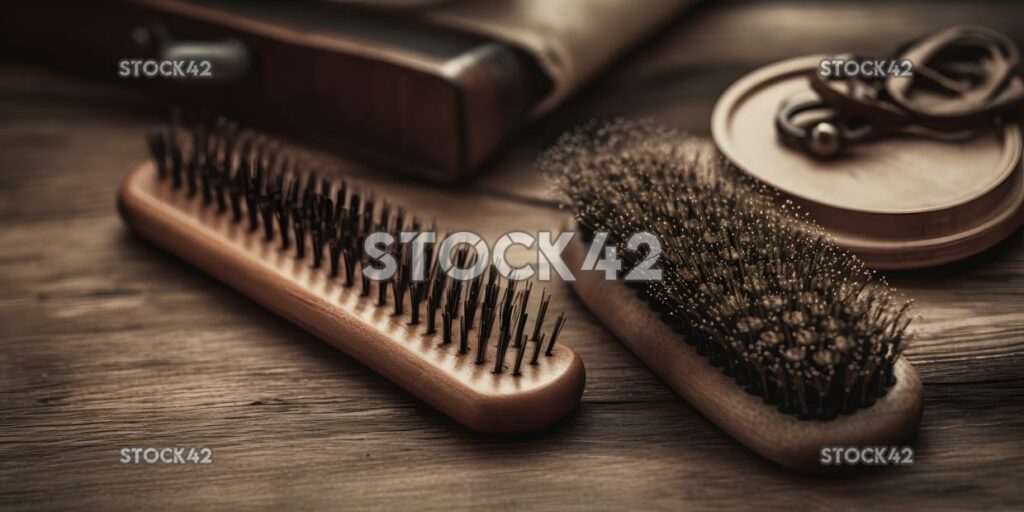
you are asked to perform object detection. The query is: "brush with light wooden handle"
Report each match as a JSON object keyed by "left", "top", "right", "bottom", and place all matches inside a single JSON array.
[
  {"left": 543, "top": 120, "right": 922, "bottom": 470},
  {"left": 118, "top": 117, "right": 585, "bottom": 434}
]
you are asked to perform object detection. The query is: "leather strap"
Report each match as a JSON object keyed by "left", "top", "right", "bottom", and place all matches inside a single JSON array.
[{"left": 778, "top": 25, "right": 1023, "bottom": 158}]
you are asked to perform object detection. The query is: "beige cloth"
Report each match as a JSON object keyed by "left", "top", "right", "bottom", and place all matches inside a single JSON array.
[{"left": 418, "top": 0, "right": 694, "bottom": 114}]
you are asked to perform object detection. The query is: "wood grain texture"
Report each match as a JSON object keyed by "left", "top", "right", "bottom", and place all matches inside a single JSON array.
[{"left": 2, "top": 1, "right": 1024, "bottom": 510}]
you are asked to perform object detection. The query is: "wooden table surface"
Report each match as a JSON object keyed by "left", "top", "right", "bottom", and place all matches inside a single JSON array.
[{"left": 2, "top": 2, "right": 1023, "bottom": 510}]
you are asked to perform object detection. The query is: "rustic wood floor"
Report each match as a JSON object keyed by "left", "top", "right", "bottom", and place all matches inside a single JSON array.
[{"left": 2, "top": 2, "right": 1023, "bottom": 510}]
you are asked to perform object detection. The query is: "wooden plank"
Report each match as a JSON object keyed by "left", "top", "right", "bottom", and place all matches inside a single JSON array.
[{"left": 2, "top": 0, "right": 1024, "bottom": 509}]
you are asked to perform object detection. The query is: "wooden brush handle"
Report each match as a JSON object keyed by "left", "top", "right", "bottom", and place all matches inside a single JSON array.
[
  {"left": 118, "top": 162, "right": 585, "bottom": 434},
  {"left": 565, "top": 235, "right": 922, "bottom": 470}
]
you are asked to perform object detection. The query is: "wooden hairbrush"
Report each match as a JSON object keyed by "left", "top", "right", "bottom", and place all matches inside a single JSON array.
[
  {"left": 544, "top": 120, "right": 923, "bottom": 470},
  {"left": 117, "top": 118, "right": 585, "bottom": 434}
]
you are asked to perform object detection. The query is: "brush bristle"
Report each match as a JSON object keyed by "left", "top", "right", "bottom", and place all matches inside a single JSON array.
[
  {"left": 541, "top": 119, "right": 913, "bottom": 420},
  {"left": 147, "top": 113, "right": 565, "bottom": 375}
]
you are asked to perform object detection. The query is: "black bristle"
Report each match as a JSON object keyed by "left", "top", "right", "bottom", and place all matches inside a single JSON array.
[
  {"left": 476, "top": 304, "right": 496, "bottom": 365},
  {"left": 276, "top": 204, "right": 291, "bottom": 251},
  {"left": 244, "top": 161, "right": 261, "bottom": 232},
  {"left": 342, "top": 245, "right": 356, "bottom": 287},
  {"left": 459, "top": 314, "right": 470, "bottom": 354},
  {"left": 259, "top": 170, "right": 277, "bottom": 242},
  {"left": 360, "top": 259, "right": 371, "bottom": 297},
  {"left": 377, "top": 276, "right": 388, "bottom": 307},
  {"left": 362, "top": 195, "right": 374, "bottom": 234},
  {"left": 392, "top": 251, "right": 408, "bottom": 316},
  {"left": 531, "top": 289, "right": 550, "bottom": 342},
  {"left": 442, "top": 311, "right": 454, "bottom": 345},
  {"left": 546, "top": 313, "right": 565, "bottom": 357},
  {"left": 530, "top": 333, "right": 545, "bottom": 365},
  {"left": 409, "top": 282, "right": 424, "bottom": 325},
  {"left": 228, "top": 169, "right": 243, "bottom": 223},
  {"left": 492, "top": 309, "right": 511, "bottom": 373},
  {"left": 463, "top": 272, "right": 483, "bottom": 330},
  {"left": 425, "top": 266, "right": 445, "bottom": 335},
  {"left": 513, "top": 309, "right": 529, "bottom": 354},
  {"left": 147, "top": 114, "right": 573, "bottom": 379},
  {"left": 292, "top": 208, "right": 306, "bottom": 259},
  {"left": 329, "top": 238, "right": 342, "bottom": 278},
  {"left": 199, "top": 154, "right": 214, "bottom": 206},
  {"left": 444, "top": 278, "right": 463, "bottom": 331},
  {"left": 513, "top": 283, "right": 532, "bottom": 348},
  {"left": 303, "top": 172, "right": 317, "bottom": 208},
  {"left": 349, "top": 191, "right": 361, "bottom": 228},
  {"left": 512, "top": 334, "right": 529, "bottom": 376},
  {"left": 311, "top": 221, "right": 326, "bottom": 270}
]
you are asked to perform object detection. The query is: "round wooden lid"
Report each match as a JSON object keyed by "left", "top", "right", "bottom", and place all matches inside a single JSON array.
[{"left": 712, "top": 55, "right": 1024, "bottom": 269}]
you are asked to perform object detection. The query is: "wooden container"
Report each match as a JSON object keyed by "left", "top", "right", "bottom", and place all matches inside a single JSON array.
[
  {"left": 712, "top": 56, "right": 1024, "bottom": 269},
  {"left": 3, "top": 0, "right": 550, "bottom": 182}
]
